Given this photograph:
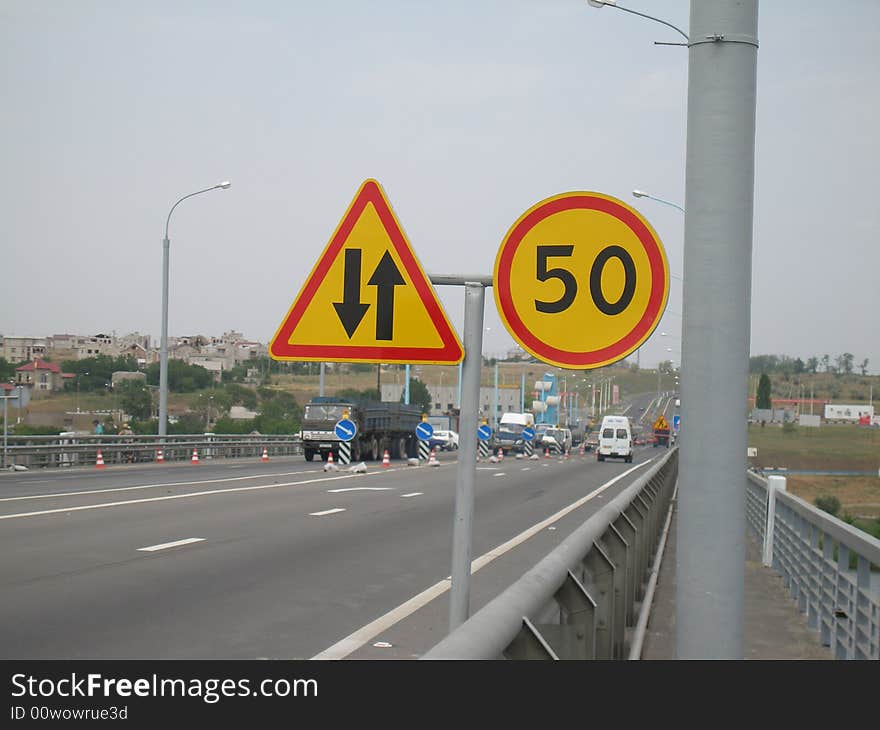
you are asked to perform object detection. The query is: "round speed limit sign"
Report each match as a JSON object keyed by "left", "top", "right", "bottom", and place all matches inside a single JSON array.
[{"left": 494, "top": 191, "right": 669, "bottom": 369}]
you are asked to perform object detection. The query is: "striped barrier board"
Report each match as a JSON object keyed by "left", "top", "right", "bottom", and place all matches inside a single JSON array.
[
  {"left": 418, "top": 440, "right": 430, "bottom": 462},
  {"left": 338, "top": 441, "right": 351, "bottom": 466}
]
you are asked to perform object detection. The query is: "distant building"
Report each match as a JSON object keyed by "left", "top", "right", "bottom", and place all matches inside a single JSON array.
[
  {"left": 111, "top": 371, "right": 147, "bottom": 388},
  {"left": 15, "top": 358, "right": 74, "bottom": 394},
  {"left": 1, "top": 335, "right": 47, "bottom": 363}
]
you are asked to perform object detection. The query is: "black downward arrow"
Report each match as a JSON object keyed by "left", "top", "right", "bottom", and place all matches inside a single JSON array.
[
  {"left": 367, "top": 251, "right": 405, "bottom": 341},
  {"left": 333, "top": 249, "right": 370, "bottom": 338}
]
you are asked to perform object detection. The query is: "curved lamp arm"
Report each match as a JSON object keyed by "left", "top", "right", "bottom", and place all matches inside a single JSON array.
[{"left": 587, "top": 1, "right": 689, "bottom": 43}]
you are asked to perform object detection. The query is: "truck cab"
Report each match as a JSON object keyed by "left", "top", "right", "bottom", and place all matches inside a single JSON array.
[{"left": 495, "top": 412, "right": 535, "bottom": 454}]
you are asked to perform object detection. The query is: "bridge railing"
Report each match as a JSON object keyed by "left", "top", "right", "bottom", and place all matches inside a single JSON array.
[
  {"left": 2, "top": 434, "right": 302, "bottom": 469},
  {"left": 423, "top": 449, "right": 678, "bottom": 659},
  {"left": 747, "top": 471, "right": 880, "bottom": 660}
]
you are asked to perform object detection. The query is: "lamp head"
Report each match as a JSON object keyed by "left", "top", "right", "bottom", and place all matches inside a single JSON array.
[
  {"left": 216, "top": 181, "right": 231, "bottom": 189},
  {"left": 632, "top": 189, "right": 648, "bottom": 198},
  {"left": 587, "top": 0, "right": 616, "bottom": 7}
]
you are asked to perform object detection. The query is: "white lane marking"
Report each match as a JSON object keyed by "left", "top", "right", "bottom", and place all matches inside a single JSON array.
[
  {"left": 327, "top": 487, "right": 393, "bottom": 494},
  {"left": 312, "top": 456, "right": 658, "bottom": 660},
  {"left": 138, "top": 537, "right": 205, "bottom": 552},
  {"left": 0, "top": 471, "right": 389, "bottom": 521},
  {"left": 0, "top": 469, "right": 316, "bottom": 503},
  {"left": 493, "top": 473, "right": 505, "bottom": 478},
  {"left": 401, "top": 492, "right": 423, "bottom": 498},
  {"left": 309, "top": 508, "right": 346, "bottom": 517},
  {"left": 521, "top": 467, "right": 531, "bottom": 471}
]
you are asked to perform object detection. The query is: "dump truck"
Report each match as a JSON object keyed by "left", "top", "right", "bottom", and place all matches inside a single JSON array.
[
  {"left": 652, "top": 414, "right": 671, "bottom": 448},
  {"left": 300, "top": 396, "right": 423, "bottom": 462}
]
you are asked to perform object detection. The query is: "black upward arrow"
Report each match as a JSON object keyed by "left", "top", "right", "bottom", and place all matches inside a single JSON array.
[
  {"left": 333, "top": 249, "right": 370, "bottom": 338},
  {"left": 367, "top": 251, "right": 405, "bottom": 341}
]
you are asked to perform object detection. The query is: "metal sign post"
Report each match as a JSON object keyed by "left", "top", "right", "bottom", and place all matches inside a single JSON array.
[{"left": 430, "top": 277, "right": 489, "bottom": 632}]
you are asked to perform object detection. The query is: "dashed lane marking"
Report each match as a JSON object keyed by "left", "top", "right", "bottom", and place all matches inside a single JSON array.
[{"left": 137, "top": 538, "right": 205, "bottom": 552}]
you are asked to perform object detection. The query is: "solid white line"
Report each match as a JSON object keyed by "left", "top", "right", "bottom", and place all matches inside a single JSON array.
[
  {"left": 309, "top": 508, "right": 346, "bottom": 517},
  {"left": 493, "top": 473, "right": 505, "bottom": 478},
  {"left": 0, "top": 471, "right": 388, "bottom": 521},
  {"left": 401, "top": 492, "right": 423, "bottom": 498},
  {"left": 311, "top": 456, "right": 657, "bottom": 660},
  {"left": 327, "top": 487, "right": 393, "bottom": 493},
  {"left": 521, "top": 467, "right": 531, "bottom": 471},
  {"left": 137, "top": 537, "right": 205, "bottom": 552},
  {"left": 0, "top": 469, "right": 315, "bottom": 503}
]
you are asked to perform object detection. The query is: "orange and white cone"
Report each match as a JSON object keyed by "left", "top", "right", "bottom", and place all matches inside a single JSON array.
[
  {"left": 261, "top": 447, "right": 269, "bottom": 462},
  {"left": 428, "top": 448, "right": 439, "bottom": 467},
  {"left": 382, "top": 449, "right": 390, "bottom": 467},
  {"left": 327, "top": 451, "right": 334, "bottom": 466},
  {"left": 564, "top": 448, "right": 569, "bottom": 460},
  {"left": 544, "top": 447, "right": 550, "bottom": 459},
  {"left": 156, "top": 448, "right": 164, "bottom": 464},
  {"left": 191, "top": 448, "right": 200, "bottom": 465},
  {"left": 95, "top": 450, "right": 105, "bottom": 469},
  {"left": 497, "top": 448, "right": 503, "bottom": 461}
]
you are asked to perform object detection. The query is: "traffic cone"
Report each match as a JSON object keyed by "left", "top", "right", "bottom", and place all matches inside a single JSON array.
[
  {"left": 497, "top": 448, "right": 503, "bottom": 461},
  {"left": 156, "top": 448, "right": 164, "bottom": 464},
  {"left": 428, "top": 448, "right": 439, "bottom": 467},
  {"left": 191, "top": 448, "right": 200, "bottom": 465},
  {"left": 382, "top": 449, "right": 390, "bottom": 467},
  {"left": 95, "top": 450, "right": 105, "bottom": 469},
  {"left": 261, "top": 447, "right": 269, "bottom": 462},
  {"left": 326, "top": 451, "right": 334, "bottom": 467},
  {"left": 544, "top": 447, "right": 550, "bottom": 459}
]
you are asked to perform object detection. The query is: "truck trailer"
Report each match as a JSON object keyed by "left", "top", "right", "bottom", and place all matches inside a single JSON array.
[{"left": 300, "top": 396, "right": 423, "bottom": 462}]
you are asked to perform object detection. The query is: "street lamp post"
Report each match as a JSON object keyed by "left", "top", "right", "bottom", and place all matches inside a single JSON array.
[{"left": 159, "top": 182, "right": 230, "bottom": 439}]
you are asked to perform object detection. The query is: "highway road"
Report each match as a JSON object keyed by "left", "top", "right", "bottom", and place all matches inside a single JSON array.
[{"left": 0, "top": 397, "right": 674, "bottom": 660}]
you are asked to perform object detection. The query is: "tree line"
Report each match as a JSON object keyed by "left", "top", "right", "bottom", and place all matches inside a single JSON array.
[{"left": 749, "top": 353, "right": 870, "bottom": 376}]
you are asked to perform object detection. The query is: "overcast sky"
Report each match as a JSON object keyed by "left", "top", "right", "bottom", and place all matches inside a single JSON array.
[{"left": 2, "top": 1, "right": 878, "bottom": 373}]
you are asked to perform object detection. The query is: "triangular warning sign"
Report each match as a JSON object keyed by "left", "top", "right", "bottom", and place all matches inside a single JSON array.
[{"left": 269, "top": 179, "right": 464, "bottom": 365}]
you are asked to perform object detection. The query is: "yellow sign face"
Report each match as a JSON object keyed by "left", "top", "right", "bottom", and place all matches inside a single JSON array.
[
  {"left": 494, "top": 191, "right": 668, "bottom": 369},
  {"left": 270, "top": 179, "right": 464, "bottom": 364}
]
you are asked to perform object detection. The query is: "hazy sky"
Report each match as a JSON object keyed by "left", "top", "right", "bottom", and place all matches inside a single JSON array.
[{"left": 2, "top": 1, "right": 878, "bottom": 372}]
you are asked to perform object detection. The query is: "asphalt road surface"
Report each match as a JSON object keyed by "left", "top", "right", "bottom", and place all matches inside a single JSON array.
[{"left": 1, "top": 411, "right": 669, "bottom": 659}]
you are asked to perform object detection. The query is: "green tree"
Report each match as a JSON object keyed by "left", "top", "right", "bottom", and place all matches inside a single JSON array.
[
  {"left": 756, "top": 373, "right": 772, "bottom": 409},
  {"left": 806, "top": 357, "right": 819, "bottom": 374},
  {"left": 0, "top": 357, "right": 16, "bottom": 381},
  {"left": 401, "top": 377, "right": 432, "bottom": 414},
  {"left": 145, "top": 360, "right": 213, "bottom": 392},
  {"left": 858, "top": 358, "right": 869, "bottom": 376},
  {"left": 116, "top": 380, "right": 153, "bottom": 420}
]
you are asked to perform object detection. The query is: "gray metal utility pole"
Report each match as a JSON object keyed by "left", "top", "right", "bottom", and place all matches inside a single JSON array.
[{"left": 677, "top": 0, "right": 759, "bottom": 659}]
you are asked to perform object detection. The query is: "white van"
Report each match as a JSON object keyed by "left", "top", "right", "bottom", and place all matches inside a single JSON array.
[{"left": 597, "top": 416, "right": 633, "bottom": 463}]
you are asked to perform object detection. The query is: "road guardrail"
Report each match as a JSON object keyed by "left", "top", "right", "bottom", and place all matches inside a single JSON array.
[
  {"left": 2, "top": 433, "right": 302, "bottom": 470},
  {"left": 423, "top": 449, "right": 678, "bottom": 659}
]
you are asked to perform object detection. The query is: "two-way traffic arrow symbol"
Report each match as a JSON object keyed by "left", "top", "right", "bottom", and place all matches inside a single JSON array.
[
  {"left": 333, "top": 249, "right": 370, "bottom": 338},
  {"left": 333, "top": 248, "right": 405, "bottom": 341}
]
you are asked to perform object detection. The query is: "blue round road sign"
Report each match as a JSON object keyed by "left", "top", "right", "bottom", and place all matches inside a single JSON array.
[
  {"left": 477, "top": 424, "right": 493, "bottom": 442},
  {"left": 416, "top": 422, "right": 434, "bottom": 441},
  {"left": 335, "top": 418, "right": 357, "bottom": 442},
  {"left": 522, "top": 426, "right": 535, "bottom": 442}
]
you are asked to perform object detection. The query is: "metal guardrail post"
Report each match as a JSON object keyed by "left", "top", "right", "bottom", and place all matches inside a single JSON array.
[
  {"left": 583, "top": 544, "right": 616, "bottom": 660},
  {"left": 614, "top": 512, "right": 638, "bottom": 627},
  {"left": 603, "top": 524, "right": 629, "bottom": 659},
  {"left": 626, "top": 500, "right": 649, "bottom": 602}
]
